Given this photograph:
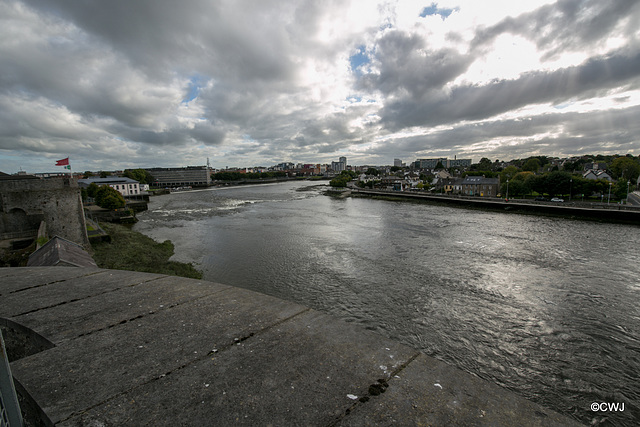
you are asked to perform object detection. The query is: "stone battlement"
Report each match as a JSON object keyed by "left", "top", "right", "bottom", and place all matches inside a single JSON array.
[{"left": 0, "top": 267, "right": 583, "bottom": 426}]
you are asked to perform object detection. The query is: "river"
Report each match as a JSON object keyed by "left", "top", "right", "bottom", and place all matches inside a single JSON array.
[{"left": 134, "top": 180, "right": 640, "bottom": 426}]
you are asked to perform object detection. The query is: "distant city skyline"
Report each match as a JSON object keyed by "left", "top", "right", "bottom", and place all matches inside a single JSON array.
[{"left": 1, "top": 1, "right": 639, "bottom": 174}]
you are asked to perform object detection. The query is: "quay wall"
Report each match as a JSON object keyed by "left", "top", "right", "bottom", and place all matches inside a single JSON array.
[{"left": 352, "top": 189, "right": 640, "bottom": 224}]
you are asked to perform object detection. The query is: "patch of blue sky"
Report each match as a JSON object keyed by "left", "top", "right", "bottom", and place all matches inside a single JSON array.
[
  {"left": 349, "top": 45, "right": 369, "bottom": 76},
  {"left": 182, "top": 75, "right": 206, "bottom": 104},
  {"left": 420, "top": 3, "right": 457, "bottom": 19},
  {"left": 554, "top": 101, "right": 574, "bottom": 110}
]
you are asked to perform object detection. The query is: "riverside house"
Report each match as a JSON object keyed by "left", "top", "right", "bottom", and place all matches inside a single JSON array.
[{"left": 461, "top": 176, "right": 500, "bottom": 197}]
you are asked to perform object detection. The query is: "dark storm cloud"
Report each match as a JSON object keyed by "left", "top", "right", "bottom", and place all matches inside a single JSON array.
[{"left": 379, "top": 48, "right": 640, "bottom": 130}]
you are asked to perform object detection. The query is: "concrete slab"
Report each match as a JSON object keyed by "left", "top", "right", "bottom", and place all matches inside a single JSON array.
[
  {"left": 337, "top": 353, "right": 582, "bottom": 426},
  {"left": 10, "top": 283, "right": 309, "bottom": 423},
  {"left": 59, "top": 310, "right": 419, "bottom": 426},
  {"left": 0, "top": 269, "right": 160, "bottom": 318},
  {"left": 1, "top": 267, "right": 584, "bottom": 426},
  {"left": 0, "top": 266, "right": 100, "bottom": 295},
  {"left": 12, "top": 275, "right": 231, "bottom": 342}
]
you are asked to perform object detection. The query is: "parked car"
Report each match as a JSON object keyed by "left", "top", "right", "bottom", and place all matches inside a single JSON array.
[
  {"left": 550, "top": 197, "right": 564, "bottom": 202},
  {"left": 534, "top": 196, "right": 548, "bottom": 201}
]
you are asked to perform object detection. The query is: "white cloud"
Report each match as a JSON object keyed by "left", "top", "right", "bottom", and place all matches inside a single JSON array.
[{"left": 0, "top": 0, "right": 639, "bottom": 173}]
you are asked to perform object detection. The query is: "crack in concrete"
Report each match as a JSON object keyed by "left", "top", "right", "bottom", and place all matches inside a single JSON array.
[
  {"left": 327, "top": 351, "right": 422, "bottom": 427},
  {"left": 12, "top": 275, "right": 168, "bottom": 317},
  {"left": 0, "top": 269, "right": 105, "bottom": 297},
  {"left": 55, "top": 307, "right": 312, "bottom": 424},
  {"left": 62, "top": 281, "right": 234, "bottom": 341}
]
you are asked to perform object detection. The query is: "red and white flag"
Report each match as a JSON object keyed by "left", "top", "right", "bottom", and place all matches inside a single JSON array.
[{"left": 55, "top": 157, "right": 69, "bottom": 166}]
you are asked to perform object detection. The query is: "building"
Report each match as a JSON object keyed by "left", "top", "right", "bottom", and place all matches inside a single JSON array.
[
  {"left": 78, "top": 177, "right": 141, "bottom": 197},
  {"left": 583, "top": 170, "right": 612, "bottom": 181},
  {"left": 461, "top": 176, "right": 500, "bottom": 197},
  {"left": 447, "top": 158, "right": 472, "bottom": 168},
  {"left": 27, "top": 236, "right": 97, "bottom": 268},
  {"left": 394, "top": 159, "right": 402, "bottom": 167},
  {"left": 145, "top": 166, "right": 211, "bottom": 187},
  {"left": 415, "top": 158, "right": 447, "bottom": 169},
  {"left": 331, "top": 157, "right": 347, "bottom": 173},
  {"left": 414, "top": 158, "right": 472, "bottom": 169},
  {"left": 0, "top": 173, "right": 89, "bottom": 246}
]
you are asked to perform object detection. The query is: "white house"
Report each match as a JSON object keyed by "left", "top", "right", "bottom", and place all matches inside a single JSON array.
[
  {"left": 78, "top": 177, "right": 141, "bottom": 197},
  {"left": 583, "top": 170, "right": 612, "bottom": 181}
]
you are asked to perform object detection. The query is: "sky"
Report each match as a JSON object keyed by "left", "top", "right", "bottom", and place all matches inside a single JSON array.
[{"left": 1, "top": 0, "right": 640, "bottom": 173}]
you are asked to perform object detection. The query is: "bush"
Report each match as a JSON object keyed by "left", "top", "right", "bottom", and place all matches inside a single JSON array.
[{"left": 95, "top": 185, "right": 125, "bottom": 209}]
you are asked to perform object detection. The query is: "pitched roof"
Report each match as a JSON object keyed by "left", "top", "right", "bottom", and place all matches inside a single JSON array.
[
  {"left": 461, "top": 176, "right": 499, "bottom": 185},
  {"left": 78, "top": 177, "right": 139, "bottom": 185},
  {"left": 27, "top": 236, "right": 97, "bottom": 268}
]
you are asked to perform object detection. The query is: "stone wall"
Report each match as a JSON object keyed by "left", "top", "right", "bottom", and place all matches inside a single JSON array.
[{"left": 0, "top": 177, "right": 89, "bottom": 247}]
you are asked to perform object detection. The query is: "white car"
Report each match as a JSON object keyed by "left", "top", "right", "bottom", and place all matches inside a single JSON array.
[{"left": 550, "top": 197, "right": 564, "bottom": 202}]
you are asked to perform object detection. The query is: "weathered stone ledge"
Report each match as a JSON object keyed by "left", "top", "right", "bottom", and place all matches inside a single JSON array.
[{"left": 1, "top": 267, "right": 584, "bottom": 426}]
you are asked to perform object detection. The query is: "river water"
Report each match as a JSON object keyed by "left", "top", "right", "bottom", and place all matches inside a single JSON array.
[{"left": 134, "top": 181, "right": 640, "bottom": 426}]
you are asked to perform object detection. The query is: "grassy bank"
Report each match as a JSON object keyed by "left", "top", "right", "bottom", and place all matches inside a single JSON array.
[{"left": 91, "top": 222, "right": 202, "bottom": 279}]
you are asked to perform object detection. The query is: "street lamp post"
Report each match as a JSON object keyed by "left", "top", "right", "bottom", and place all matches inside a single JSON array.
[
  {"left": 506, "top": 179, "right": 509, "bottom": 201},
  {"left": 627, "top": 180, "right": 631, "bottom": 203},
  {"left": 608, "top": 181, "right": 612, "bottom": 204},
  {"left": 569, "top": 178, "right": 572, "bottom": 201}
]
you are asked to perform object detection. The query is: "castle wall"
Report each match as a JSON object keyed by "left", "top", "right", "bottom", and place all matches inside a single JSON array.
[{"left": 0, "top": 177, "right": 89, "bottom": 247}]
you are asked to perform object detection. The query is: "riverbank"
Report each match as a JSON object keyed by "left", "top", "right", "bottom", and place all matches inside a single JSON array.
[
  {"left": 91, "top": 222, "right": 202, "bottom": 279},
  {"left": 351, "top": 188, "right": 640, "bottom": 225}
]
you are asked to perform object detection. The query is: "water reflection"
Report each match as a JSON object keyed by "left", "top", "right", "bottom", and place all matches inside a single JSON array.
[{"left": 135, "top": 181, "right": 640, "bottom": 426}]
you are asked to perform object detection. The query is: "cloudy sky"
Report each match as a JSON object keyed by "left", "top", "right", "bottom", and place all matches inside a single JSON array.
[{"left": 1, "top": 0, "right": 639, "bottom": 173}]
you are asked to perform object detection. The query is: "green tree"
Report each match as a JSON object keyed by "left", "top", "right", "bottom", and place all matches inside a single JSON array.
[
  {"left": 86, "top": 182, "right": 100, "bottom": 198},
  {"left": 390, "top": 166, "right": 402, "bottom": 172},
  {"left": 613, "top": 179, "right": 631, "bottom": 200},
  {"left": 435, "top": 161, "right": 445, "bottom": 169},
  {"left": 544, "top": 171, "right": 572, "bottom": 197},
  {"left": 502, "top": 179, "right": 527, "bottom": 198},
  {"left": 340, "top": 170, "right": 357, "bottom": 179},
  {"left": 365, "top": 167, "right": 379, "bottom": 176},
  {"left": 95, "top": 185, "right": 126, "bottom": 209},
  {"left": 563, "top": 159, "right": 586, "bottom": 173},
  {"left": 99, "top": 171, "right": 109, "bottom": 178},
  {"left": 610, "top": 157, "right": 640, "bottom": 182},
  {"left": 500, "top": 165, "right": 519, "bottom": 183},
  {"left": 123, "top": 168, "right": 154, "bottom": 184},
  {"left": 522, "top": 158, "right": 541, "bottom": 172},
  {"left": 476, "top": 157, "right": 492, "bottom": 171},
  {"left": 329, "top": 176, "right": 349, "bottom": 188}
]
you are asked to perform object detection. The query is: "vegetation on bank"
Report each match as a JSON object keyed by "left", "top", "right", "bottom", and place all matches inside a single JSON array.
[
  {"left": 91, "top": 222, "right": 202, "bottom": 279},
  {"left": 330, "top": 170, "right": 357, "bottom": 187}
]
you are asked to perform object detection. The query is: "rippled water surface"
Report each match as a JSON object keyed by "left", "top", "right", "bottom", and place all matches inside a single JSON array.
[{"left": 135, "top": 181, "right": 640, "bottom": 426}]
